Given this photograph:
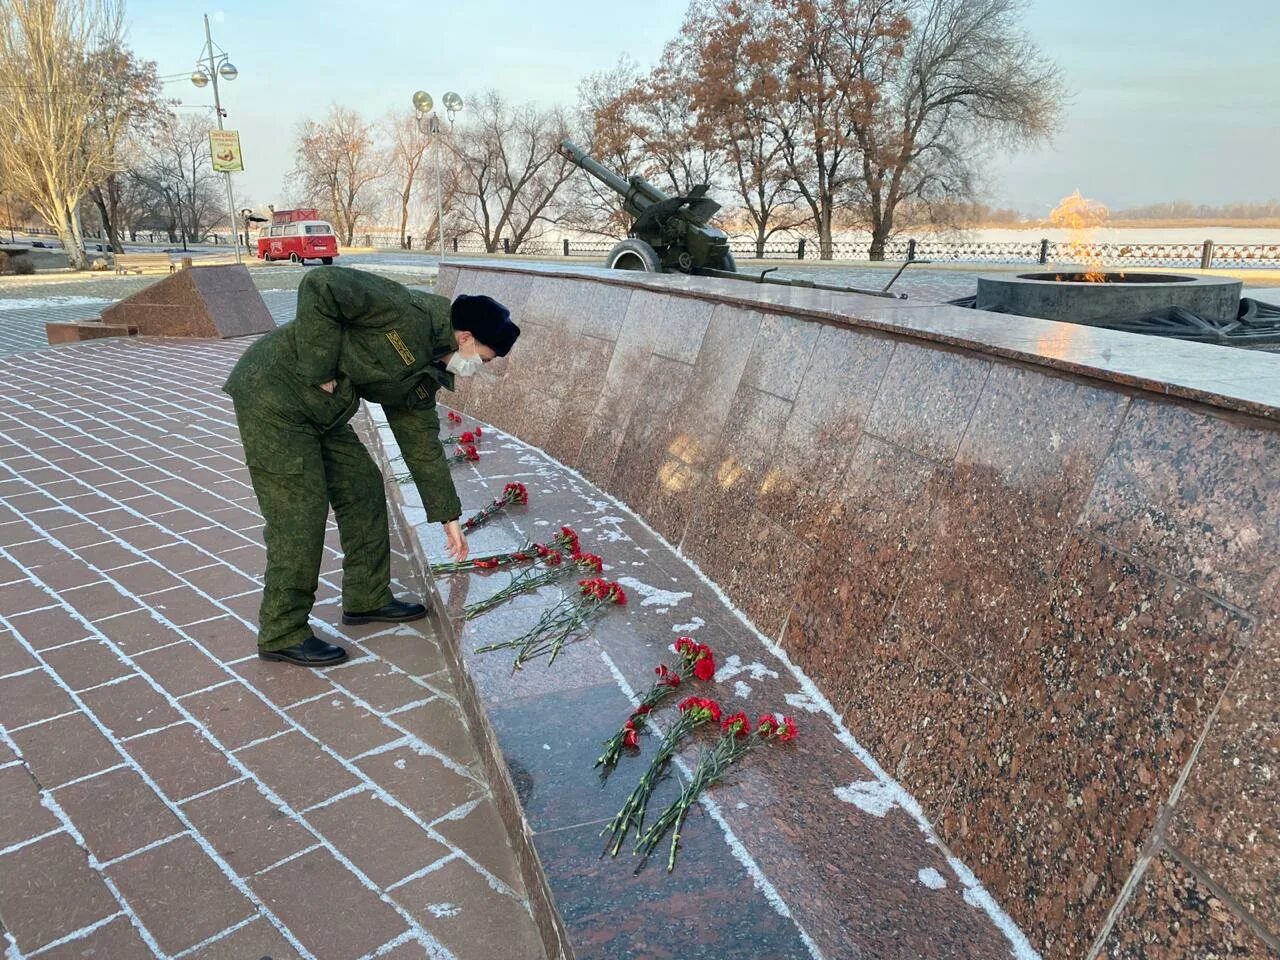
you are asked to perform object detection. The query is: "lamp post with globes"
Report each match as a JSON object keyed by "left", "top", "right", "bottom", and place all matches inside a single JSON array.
[
  {"left": 412, "top": 90, "right": 463, "bottom": 260},
  {"left": 191, "top": 14, "right": 241, "bottom": 263}
]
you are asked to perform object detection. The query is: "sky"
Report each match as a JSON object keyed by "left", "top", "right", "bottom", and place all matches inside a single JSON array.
[{"left": 127, "top": 0, "right": 1280, "bottom": 218}]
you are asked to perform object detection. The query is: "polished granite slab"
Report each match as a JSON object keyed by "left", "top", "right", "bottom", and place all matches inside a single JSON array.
[
  {"left": 437, "top": 260, "right": 1280, "bottom": 421},
  {"left": 371, "top": 408, "right": 1038, "bottom": 960},
  {"left": 423, "top": 262, "right": 1280, "bottom": 957}
]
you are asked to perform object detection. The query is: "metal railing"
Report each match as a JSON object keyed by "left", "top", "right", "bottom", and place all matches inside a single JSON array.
[
  {"left": 351, "top": 231, "right": 1280, "bottom": 269},
  {"left": 8, "top": 223, "right": 1280, "bottom": 269}
]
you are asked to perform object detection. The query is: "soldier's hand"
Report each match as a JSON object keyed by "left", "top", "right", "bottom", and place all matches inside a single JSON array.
[
  {"left": 319, "top": 379, "right": 337, "bottom": 393},
  {"left": 443, "top": 520, "right": 468, "bottom": 562}
]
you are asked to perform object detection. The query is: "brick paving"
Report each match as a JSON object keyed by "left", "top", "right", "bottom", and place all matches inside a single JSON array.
[
  {"left": 0, "top": 261, "right": 439, "bottom": 361},
  {"left": 0, "top": 337, "right": 545, "bottom": 959}
]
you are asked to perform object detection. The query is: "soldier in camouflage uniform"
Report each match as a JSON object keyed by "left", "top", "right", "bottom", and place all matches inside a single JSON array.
[{"left": 224, "top": 266, "right": 520, "bottom": 666}]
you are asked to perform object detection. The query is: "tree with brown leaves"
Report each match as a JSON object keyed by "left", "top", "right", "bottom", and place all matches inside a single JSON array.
[
  {"left": 452, "top": 91, "right": 574, "bottom": 254},
  {"left": 0, "top": 0, "right": 131, "bottom": 268},
  {"left": 292, "top": 106, "right": 385, "bottom": 245},
  {"left": 850, "top": 0, "right": 1063, "bottom": 259}
]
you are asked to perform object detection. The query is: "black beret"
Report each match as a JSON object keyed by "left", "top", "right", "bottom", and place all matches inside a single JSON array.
[{"left": 450, "top": 294, "right": 520, "bottom": 357}]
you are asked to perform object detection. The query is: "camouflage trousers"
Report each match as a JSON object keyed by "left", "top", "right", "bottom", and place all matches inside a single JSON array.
[{"left": 232, "top": 400, "right": 393, "bottom": 651}]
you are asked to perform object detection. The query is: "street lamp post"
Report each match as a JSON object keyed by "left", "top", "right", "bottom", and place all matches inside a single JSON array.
[
  {"left": 412, "top": 91, "right": 463, "bottom": 260},
  {"left": 192, "top": 14, "right": 241, "bottom": 264}
]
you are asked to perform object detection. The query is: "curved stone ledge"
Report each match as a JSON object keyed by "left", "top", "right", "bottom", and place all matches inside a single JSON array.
[
  {"left": 437, "top": 259, "right": 1280, "bottom": 422},
  {"left": 423, "top": 261, "right": 1280, "bottom": 959}
]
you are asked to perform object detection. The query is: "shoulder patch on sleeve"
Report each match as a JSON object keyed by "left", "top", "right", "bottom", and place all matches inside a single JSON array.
[
  {"left": 415, "top": 383, "right": 431, "bottom": 400},
  {"left": 385, "top": 330, "right": 416, "bottom": 366}
]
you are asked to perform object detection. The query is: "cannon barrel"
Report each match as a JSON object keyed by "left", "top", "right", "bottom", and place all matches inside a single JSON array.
[{"left": 558, "top": 140, "right": 668, "bottom": 216}]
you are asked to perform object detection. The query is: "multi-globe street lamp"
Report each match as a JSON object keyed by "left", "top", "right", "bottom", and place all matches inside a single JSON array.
[
  {"left": 191, "top": 14, "right": 241, "bottom": 263},
  {"left": 412, "top": 90, "right": 463, "bottom": 260}
]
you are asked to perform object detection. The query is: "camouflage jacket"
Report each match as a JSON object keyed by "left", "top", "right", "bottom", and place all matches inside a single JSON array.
[{"left": 224, "top": 266, "right": 462, "bottom": 522}]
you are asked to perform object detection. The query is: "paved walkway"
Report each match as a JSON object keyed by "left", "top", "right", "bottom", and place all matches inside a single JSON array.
[
  {"left": 0, "top": 260, "right": 437, "bottom": 360},
  {"left": 0, "top": 338, "right": 544, "bottom": 959}
]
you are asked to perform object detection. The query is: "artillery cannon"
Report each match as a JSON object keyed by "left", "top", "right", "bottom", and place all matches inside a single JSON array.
[{"left": 557, "top": 139, "right": 912, "bottom": 300}]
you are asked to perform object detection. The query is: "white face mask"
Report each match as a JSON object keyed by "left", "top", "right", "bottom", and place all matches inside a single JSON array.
[{"left": 446, "top": 351, "right": 484, "bottom": 378}]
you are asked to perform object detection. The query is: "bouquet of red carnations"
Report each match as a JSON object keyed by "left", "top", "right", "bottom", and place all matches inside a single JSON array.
[
  {"left": 464, "top": 551, "right": 603, "bottom": 620},
  {"left": 474, "top": 577, "right": 626, "bottom": 670},
  {"left": 635, "top": 712, "right": 797, "bottom": 872},
  {"left": 461, "top": 481, "right": 528, "bottom": 534},
  {"left": 595, "top": 638, "right": 716, "bottom": 772},
  {"left": 601, "top": 695, "right": 722, "bottom": 857},
  {"left": 431, "top": 526, "right": 579, "bottom": 575}
]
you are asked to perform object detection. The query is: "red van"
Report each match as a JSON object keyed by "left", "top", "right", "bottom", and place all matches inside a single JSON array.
[{"left": 257, "top": 208, "right": 339, "bottom": 264}]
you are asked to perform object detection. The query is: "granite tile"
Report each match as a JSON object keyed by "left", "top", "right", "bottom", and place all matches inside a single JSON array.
[
  {"left": 829, "top": 622, "right": 997, "bottom": 821},
  {"left": 727, "top": 508, "right": 815, "bottom": 641},
  {"left": 785, "top": 436, "right": 939, "bottom": 694},
  {"left": 534, "top": 816, "right": 814, "bottom": 960},
  {"left": 643, "top": 304, "right": 761, "bottom": 545},
  {"left": 1081, "top": 398, "right": 1280, "bottom": 616},
  {"left": 755, "top": 325, "right": 895, "bottom": 540},
  {"left": 565, "top": 278, "right": 634, "bottom": 342},
  {"left": 1166, "top": 619, "right": 1280, "bottom": 934},
  {"left": 456, "top": 599, "right": 619, "bottom": 705},
  {"left": 453, "top": 268, "right": 534, "bottom": 321},
  {"left": 647, "top": 290, "right": 714, "bottom": 363},
  {"left": 680, "top": 384, "right": 792, "bottom": 587},
  {"left": 714, "top": 735, "right": 1021, "bottom": 960},
  {"left": 485, "top": 681, "right": 659, "bottom": 833},
  {"left": 892, "top": 365, "right": 1129, "bottom": 685},
  {"left": 434, "top": 265, "right": 460, "bottom": 299},
  {"left": 541, "top": 335, "right": 614, "bottom": 467},
  {"left": 738, "top": 311, "right": 821, "bottom": 401},
  {"left": 609, "top": 355, "right": 696, "bottom": 512},
  {"left": 943, "top": 536, "right": 1252, "bottom": 959},
  {"left": 863, "top": 341, "right": 990, "bottom": 463},
  {"left": 1101, "top": 850, "right": 1277, "bottom": 959}
]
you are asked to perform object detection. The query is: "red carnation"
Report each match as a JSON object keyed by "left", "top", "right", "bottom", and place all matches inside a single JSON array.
[
  {"left": 622, "top": 726, "right": 639, "bottom": 750},
  {"left": 475, "top": 558, "right": 500, "bottom": 570},
  {"left": 544, "top": 549, "right": 563, "bottom": 567},
  {"left": 464, "top": 444, "right": 479, "bottom": 462},
  {"left": 778, "top": 716, "right": 798, "bottom": 742},
  {"left": 757, "top": 715, "right": 780, "bottom": 737},
  {"left": 693, "top": 653, "right": 715, "bottom": 682},
  {"left": 474, "top": 426, "right": 483, "bottom": 437},
  {"left": 655, "top": 664, "right": 681, "bottom": 688},
  {"left": 460, "top": 431, "right": 475, "bottom": 444},
  {"left": 447, "top": 411, "right": 463, "bottom": 424},
  {"left": 723, "top": 712, "right": 751, "bottom": 738},
  {"left": 575, "top": 552, "right": 604, "bottom": 574},
  {"left": 634, "top": 704, "right": 652, "bottom": 716}
]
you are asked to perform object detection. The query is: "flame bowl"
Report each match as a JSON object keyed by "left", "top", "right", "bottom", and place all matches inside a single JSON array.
[{"left": 975, "top": 271, "right": 1241, "bottom": 326}]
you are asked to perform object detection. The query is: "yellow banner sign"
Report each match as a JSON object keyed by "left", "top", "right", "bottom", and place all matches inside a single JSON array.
[{"left": 209, "top": 130, "right": 244, "bottom": 172}]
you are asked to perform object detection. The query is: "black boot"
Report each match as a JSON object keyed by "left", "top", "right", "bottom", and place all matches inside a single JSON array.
[
  {"left": 342, "top": 597, "right": 428, "bottom": 625},
  {"left": 258, "top": 635, "right": 349, "bottom": 667}
]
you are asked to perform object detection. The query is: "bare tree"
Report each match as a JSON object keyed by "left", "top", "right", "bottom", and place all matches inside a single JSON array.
[
  {"left": 83, "top": 44, "right": 166, "bottom": 252},
  {"left": 453, "top": 91, "right": 575, "bottom": 253},
  {"left": 292, "top": 106, "right": 385, "bottom": 245},
  {"left": 851, "top": 0, "right": 1063, "bottom": 259},
  {"left": 560, "top": 56, "right": 648, "bottom": 238},
  {"left": 769, "top": 0, "right": 911, "bottom": 259},
  {"left": 383, "top": 111, "right": 431, "bottom": 249},
  {"left": 0, "top": 0, "right": 129, "bottom": 268},
  {"left": 131, "top": 114, "right": 223, "bottom": 243}
]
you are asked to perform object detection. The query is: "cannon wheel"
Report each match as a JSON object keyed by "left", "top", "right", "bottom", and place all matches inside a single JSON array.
[
  {"left": 717, "top": 251, "right": 738, "bottom": 273},
  {"left": 606, "top": 238, "right": 660, "bottom": 272}
]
